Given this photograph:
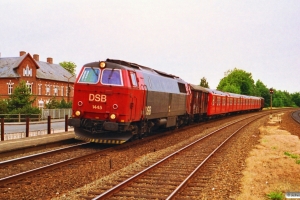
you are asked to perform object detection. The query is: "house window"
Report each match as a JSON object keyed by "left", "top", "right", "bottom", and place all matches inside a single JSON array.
[
  {"left": 7, "top": 80, "right": 14, "bottom": 95},
  {"left": 53, "top": 86, "right": 58, "bottom": 96},
  {"left": 23, "top": 65, "right": 32, "bottom": 77},
  {"left": 38, "top": 100, "right": 44, "bottom": 109},
  {"left": 61, "top": 86, "right": 64, "bottom": 96},
  {"left": 38, "top": 84, "right": 42, "bottom": 95},
  {"left": 65, "top": 86, "right": 68, "bottom": 97},
  {"left": 46, "top": 84, "right": 51, "bottom": 95},
  {"left": 26, "top": 81, "right": 33, "bottom": 94}
]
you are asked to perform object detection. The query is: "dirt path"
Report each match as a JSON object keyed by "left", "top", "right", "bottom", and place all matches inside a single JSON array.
[{"left": 237, "top": 112, "right": 300, "bottom": 199}]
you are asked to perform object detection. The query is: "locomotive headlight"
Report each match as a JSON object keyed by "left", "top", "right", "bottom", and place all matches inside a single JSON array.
[
  {"left": 110, "top": 114, "right": 116, "bottom": 120},
  {"left": 99, "top": 61, "right": 106, "bottom": 68},
  {"left": 75, "top": 111, "right": 81, "bottom": 116}
]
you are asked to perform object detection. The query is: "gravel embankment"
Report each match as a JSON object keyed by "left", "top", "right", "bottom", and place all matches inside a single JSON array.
[{"left": 0, "top": 110, "right": 298, "bottom": 200}]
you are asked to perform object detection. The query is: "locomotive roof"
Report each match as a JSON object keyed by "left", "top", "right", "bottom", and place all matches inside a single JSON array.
[{"left": 106, "top": 59, "right": 183, "bottom": 81}]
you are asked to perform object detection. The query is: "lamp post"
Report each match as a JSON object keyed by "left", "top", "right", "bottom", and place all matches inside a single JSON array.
[
  {"left": 269, "top": 88, "right": 274, "bottom": 117},
  {"left": 67, "top": 74, "right": 75, "bottom": 102}
]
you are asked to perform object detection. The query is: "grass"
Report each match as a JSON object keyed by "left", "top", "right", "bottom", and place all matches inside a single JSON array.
[
  {"left": 284, "top": 151, "right": 300, "bottom": 164},
  {"left": 266, "top": 191, "right": 284, "bottom": 200}
]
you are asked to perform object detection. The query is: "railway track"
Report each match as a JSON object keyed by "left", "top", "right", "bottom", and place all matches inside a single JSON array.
[
  {"left": 0, "top": 142, "right": 111, "bottom": 186},
  {"left": 79, "top": 113, "right": 268, "bottom": 200},
  {"left": 291, "top": 109, "right": 300, "bottom": 124}
]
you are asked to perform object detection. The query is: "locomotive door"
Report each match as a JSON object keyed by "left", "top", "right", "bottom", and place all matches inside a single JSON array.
[
  {"left": 168, "top": 93, "right": 172, "bottom": 115},
  {"left": 128, "top": 71, "right": 139, "bottom": 121},
  {"left": 166, "top": 93, "right": 177, "bottom": 127},
  {"left": 129, "top": 95, "right": 137, "bottom": 121}
]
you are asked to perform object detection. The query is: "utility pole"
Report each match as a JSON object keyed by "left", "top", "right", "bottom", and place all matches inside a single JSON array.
[
  {"left": 269, "top": 88, "right": 274, "bottom": 117},
  {"left": 67, "top": 74, "right": 75, "bottom": 102}
]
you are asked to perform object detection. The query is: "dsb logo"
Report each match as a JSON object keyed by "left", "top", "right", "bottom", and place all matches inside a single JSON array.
[{"left": 89, "top": 94, "right": 107, "bottom": 102}]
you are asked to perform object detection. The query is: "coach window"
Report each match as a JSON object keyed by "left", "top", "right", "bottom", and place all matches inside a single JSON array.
[
  {"left": 78, "top": 67, "right": 100, "bottom": 84},
  {"left": 217, "top": 97, "right": 220, "bottom": 106},
  {"left": 102, "top": 69, "right": 123, "bottom": 86},
  {"left": 129, "top": 71, "right": 138, "bottom": 87}
]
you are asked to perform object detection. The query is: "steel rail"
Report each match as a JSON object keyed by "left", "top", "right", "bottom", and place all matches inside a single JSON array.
[
  {"left": 0, "top": 143, "right": 112, "bottom": 186},
  {"left": 291, "top": 110, "right": 300, "bottom": 124},
  {"left": 166, "top": 114, "right": 264, "bottom": 199},
  {"left": 0, "top": 142, "right": 88, "bottom": 167},
  {"left": 91, "top": 113, "right": 268, "bottom": 200}
]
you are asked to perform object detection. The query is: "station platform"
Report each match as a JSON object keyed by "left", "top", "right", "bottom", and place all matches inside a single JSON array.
[{"left": 0, "top": 131, "right": 75, "bottom": 155}]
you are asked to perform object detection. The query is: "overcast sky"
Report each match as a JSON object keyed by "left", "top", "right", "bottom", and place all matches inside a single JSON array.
[{"left": 1, "top": 0, "right": 299, "bottom": 93}]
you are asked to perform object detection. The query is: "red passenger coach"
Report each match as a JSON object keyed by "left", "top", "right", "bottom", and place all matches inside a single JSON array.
[
  {"left": 201, "top": 89, "right": 263, "bottom": 118},
  {"left": 206, "top": 89, "right": 228, "bottom": 116},
  {"left": 189, "top": 84, "right": 209, "bottom": 122}
]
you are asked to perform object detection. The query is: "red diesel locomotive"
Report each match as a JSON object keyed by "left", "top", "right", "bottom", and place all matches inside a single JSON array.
[{"left": 68, "top": 59, "right": 264, "bottom": 144}]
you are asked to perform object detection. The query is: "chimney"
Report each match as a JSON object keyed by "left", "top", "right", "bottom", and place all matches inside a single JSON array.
[
  {"left": 47, "top": 57, "right": 53, "bottom": 64},
  {"left": 20, "top": 51, "right": 26, "bottom": 56},
  {"left": 33, "top": 54, "right": 39, "bottom": 61}
]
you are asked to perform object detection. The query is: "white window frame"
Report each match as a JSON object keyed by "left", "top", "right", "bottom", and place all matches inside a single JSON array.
[
  {"left": 26, "top": 81, "right": 33, "bottom": 94},
  {"left": 38, "top": 99, "right": 44, "bottom": 109},
  {"left": 46, "top": 84, "right": 51, "bottom": 95},
  {"left": 38, "top": 84, "right": 42, "bottom": 95},
  {"left": 53, "top": 85, "right": 58, "bottom": 96},
  {"left": 7, "top": 80, "right": 14, "bottom": 95},
  {"left": 61, "top": 85, "right": 64, "bottom": 96},
  {"left": 23, "top": 65, "right": 32, "bottom": 77}
]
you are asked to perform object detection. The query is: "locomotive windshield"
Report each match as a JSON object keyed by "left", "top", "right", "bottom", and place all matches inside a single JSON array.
[
  {"left": 101, "top": 69, "right": 123, "bottom": 85},
  {"left": 78, "top": 67, "right": 100, "bottom": 83}
]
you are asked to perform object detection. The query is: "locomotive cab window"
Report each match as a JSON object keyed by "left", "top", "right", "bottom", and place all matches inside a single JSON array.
[
  {"left": 101, "top": 69, "right": 123, "bottom": 86},
  {"left": 129, "top": 71, "right": 138, "bottom": 87},
  {"left": 78, "top": 67, "right": 100, "bottom": 84},
  {"left": 178, "top": 83, "right": 186, "bottom": 93}
]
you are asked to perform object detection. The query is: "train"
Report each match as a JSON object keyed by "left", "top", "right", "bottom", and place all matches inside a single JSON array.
[{"left": 68, "top": 59, "right": 264, "bottom": 144}]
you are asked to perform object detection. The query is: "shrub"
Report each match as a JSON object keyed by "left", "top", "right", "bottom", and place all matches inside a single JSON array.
[{"left": 266, "top": 191, "right": 284, "bottom": 200}]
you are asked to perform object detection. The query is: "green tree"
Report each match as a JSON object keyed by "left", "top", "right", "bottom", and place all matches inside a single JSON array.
[
  {"left": 59, "top": 99, "right": 72, "bottom": 108},
  {"left": 199, "top": 77, "right": 210, "bottom": 88},
  {"left": 45, "top": 97, "right": 72, "bottom": 109},
  {"left": 255, "top": 80, "right": 270, "bottom": 107},
  {"left": 221, "top": 84, "right": 240, "bottom": 94},
  {"left": 291, "top": 92, "right": 300, "bottom": 107},
  {"left": 6, "top": 81, "right": 40, "bottom": 117},
  {"left": 217, "top": 68, "right": 255, "bottom": 95},
  {"left": 0, "top": 99, "right": 8, "bottom": 114},
  {"left": 45, "top": 97, "right": 60, "bottom": 109},
  {"left": 7, "top": 81, "right": 36, "bottom": 111},
  {"left": 273, "top": 90, "right": 295, "bottom": 107},
  {"left": 59, "top": 61, "right": 76, "bottom": 75}
]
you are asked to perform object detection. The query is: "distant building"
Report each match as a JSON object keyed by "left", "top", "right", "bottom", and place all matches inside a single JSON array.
[{"left": 0, "top": 51, "right": 76, "bottom": 108}]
